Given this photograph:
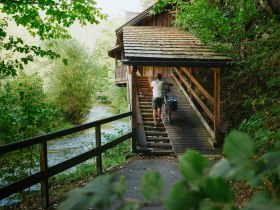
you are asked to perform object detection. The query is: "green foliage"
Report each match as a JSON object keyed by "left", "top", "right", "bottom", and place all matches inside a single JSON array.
[
  {"left": 0, "top": 72, "right": 65, "bottom": 144},
  {"left": 91, "top": 18, "right": 128, "bottom": 113},
  {"left": 180, "top": 150, "right": 209, "bottom": 184},
  {"left": 239, "top": 105, "right": 280, "bottom": 154},
  {"left": 58, "top": 131, "right": 280, "bottom": 210},
  {"left": 46, "top": 39, "right": 96, "bottom": 124},
  {"left": 0, "top": 72, "right": 66, "bottom": 198},
  {"left": 103, "top": 128, "right": 132, "bottom": 167},
  {"left": 0, "top": 0, "right": 105, "bottom": 76},
  {"left": 58, "top": 175, "right": 126, "bottom": 210},
  {"left": 141, "top": 171, "right": 164, "bottom": 202}
]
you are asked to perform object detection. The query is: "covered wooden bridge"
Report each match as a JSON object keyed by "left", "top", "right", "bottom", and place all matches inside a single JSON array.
[{"left": 108, "top": 5, "right": 232, "bottom": 157}]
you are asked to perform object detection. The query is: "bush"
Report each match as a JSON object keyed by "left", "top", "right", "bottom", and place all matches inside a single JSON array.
[{"left": 0, "top": 72, "right": 65, "bottom": 144}]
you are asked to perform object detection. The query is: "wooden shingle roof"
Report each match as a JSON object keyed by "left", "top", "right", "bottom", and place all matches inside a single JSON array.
[{"left": 122, "top": 27, "right": 232, "bottom": 67}]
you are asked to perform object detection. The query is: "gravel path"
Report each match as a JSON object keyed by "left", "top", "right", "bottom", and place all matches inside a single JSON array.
[{"left": 111, "top": 156, "right": 181, "bottom": 210}]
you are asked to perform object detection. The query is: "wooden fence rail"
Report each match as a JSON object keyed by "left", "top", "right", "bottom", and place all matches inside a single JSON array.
[
  {"left": 171, "top": 67, "right": 220, "bottom": 140},
  {"left": 0, "top": 111, "right": 133, "bottom": 209}
]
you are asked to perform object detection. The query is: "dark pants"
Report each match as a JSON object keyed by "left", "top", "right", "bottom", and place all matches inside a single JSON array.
[{"left": 152, "top": 97, "right": 164, "bottom": 109}]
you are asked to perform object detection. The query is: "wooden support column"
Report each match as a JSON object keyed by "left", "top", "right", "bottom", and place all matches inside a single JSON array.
[
  {"left": 40, "top": 142, "right": 49, "bottom": 209},
  {"left": 214, "top": 68, "right": 221, "bottom": 141},
  {"left": 95, "top": 125, "right": 102, "bottom": 175},
  {"left": 131, "top": 65, "right": 137, "bottom": 152}
]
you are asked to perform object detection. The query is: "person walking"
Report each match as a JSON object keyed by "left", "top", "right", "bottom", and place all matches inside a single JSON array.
[{"left": 151, "top": 73, "right": 173, "bottom": 127}]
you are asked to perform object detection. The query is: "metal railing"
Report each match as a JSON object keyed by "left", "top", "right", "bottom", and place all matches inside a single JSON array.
[{"left": 0, "top": 111, "right": 133, "bottom": 208}]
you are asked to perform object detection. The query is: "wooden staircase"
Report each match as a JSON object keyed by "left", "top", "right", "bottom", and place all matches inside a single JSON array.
[{"left": 137, "top": 76, "right": 174, "bottom": 156}]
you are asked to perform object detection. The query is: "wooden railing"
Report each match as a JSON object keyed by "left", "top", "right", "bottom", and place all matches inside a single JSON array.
[
  {"left": 115, "top": 65, "right": 127, "bottom": 84},
  {"left": 172, "top": 67, "right": 221, "bottom": 141},
  {"left": 0, "top": 111, "right": 133, "bottom": 209}
]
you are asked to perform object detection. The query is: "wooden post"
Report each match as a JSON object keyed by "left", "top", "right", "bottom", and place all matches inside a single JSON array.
[
  {"left": 214, "top": 68, "right": 221, "bottom": 141},
  {"left": 189, "top": 67, "right": 194, "bottom": 104},
  {"left": 95, "top": 125, "right": 102, "bottom": 175},
  {"left": 131, "top": 65, "right": 137, "bottom": 152},
  {"left": 40, "top": 142, "right": 49, "bottom": 209}
]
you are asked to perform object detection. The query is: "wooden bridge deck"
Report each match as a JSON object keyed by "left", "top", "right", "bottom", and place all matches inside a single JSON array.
[{"left": 161, "top": 77, "right": 218, "bottom": 157}]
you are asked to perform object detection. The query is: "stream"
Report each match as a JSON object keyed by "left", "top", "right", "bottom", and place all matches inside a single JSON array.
[{"left": 47, "top": 104, "right": 130, "bottom": 167}]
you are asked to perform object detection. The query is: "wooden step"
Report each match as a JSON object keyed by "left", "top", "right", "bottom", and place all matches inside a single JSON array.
[
  {"left": 146, "top": 137, "right": 170, "bottom": 143},
  {"left": 140, "top": 101, "right": 152, "bottom": 104},
  {"left": 147, "top": 143, "right": 172, "bottom": 149},
  {"left": 145, "top": 131, "right": 168, "bottom": 137},
  {"left": 144, "top": 126, "right": 166, "bottom": 131},
  {"left": 142, "top": 118, "right": 163, "bottom": 122},
  {"left": 142, "top": 149, "right": 174, "bottom": 156},
  {"left": 143, "top": 122, "right": 164, "bottom": 126}
]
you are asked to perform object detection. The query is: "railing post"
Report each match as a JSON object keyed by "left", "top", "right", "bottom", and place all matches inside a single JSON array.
[
  {"left": 95, "top": 125, "right": 102, "bottom": 175},
  {"left": 214, "top": 68, "right": 221, "bottom": 141},
  {"left": 131, "top": 65, "right": 137, "bottom": 152},
  {"left": 40, "top": 142, "right": 49, "bottom": 209}
]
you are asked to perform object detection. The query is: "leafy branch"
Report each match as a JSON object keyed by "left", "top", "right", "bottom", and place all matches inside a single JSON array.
[{"left": 0, "top": 0, "right": 106, "bottom": 77}]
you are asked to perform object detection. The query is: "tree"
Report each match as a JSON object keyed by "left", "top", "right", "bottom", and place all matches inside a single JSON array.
[
  {"left": 45, "top": 39, "right": 96, "bottom": 124},
  {"left": 91, "top": 17, "right": 128, "bottom": 113},
  {"left": 0, "top": 0, "right": 106, "bottom": 77}
]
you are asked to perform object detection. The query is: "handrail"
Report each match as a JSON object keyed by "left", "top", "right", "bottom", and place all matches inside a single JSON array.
[
  {"left": 172, "top": 67, "right": 220, "bottom": 139},
  {"left": 0, "top": 111, "right": 133, "bottom": 208},
  {"left": 0, "top": 112, "right": 132, "bottom": 154}
]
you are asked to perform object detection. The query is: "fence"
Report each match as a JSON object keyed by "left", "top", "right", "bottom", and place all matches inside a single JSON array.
[{"left": 0, "top": 111, "right": 133, "bottom": 208}]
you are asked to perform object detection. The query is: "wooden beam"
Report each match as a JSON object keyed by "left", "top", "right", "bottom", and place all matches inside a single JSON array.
[
  {"left": 181, "top": 67, "right": 214, "bottom": 105},
  {"left": 190, "top": 67, "right": 194, "bottom": 103},
  {"left": 214, "top": 68, "right": 221, "bottom": 141},
  {"left": 173, "top": 67, "right": 190, "bottom": 91},
  {"left": 131, "top": 66, "right": 137, "bottom": 152},
  {"left": 0, "top": 111, "right": 132, "bottom": 155},
  {"left": 190, "top": 89, "right": 214, "bottom": 122}
]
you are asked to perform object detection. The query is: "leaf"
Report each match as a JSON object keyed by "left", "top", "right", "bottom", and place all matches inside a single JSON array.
[
  {"left": 118, "top": 202, "right": 140, "bottom": 210},
  {"left": 244, "top": 193, "right": 280, "bottom": 210},
  {"left": 275, "top": 130, "right": 280, "bottom": 149},
  {"left": 58, "top": 174, "right": 126, "bottom": 210},
  {"left": 180, "top": 150, "right": 209, "bottom": 184},
  {"left": 165, "top": 181, "right": 200, "bottom": 210},
  {"left": 257, "top": 151, "right": 280, "bottom": 176},
  {"left": 223, "top": 131, "right": 254, "bottom": 164},
  {"left": 203, "top": 177, "right": 233, "bottom": 203},
  {"left": 209, "top": 159, "right": 232, "bottom": 178},
  {"left": 57, "top": 189, "right": 93, "bottom": 210},
  {"left": 140, "top": 170, "right": 164, "bottom": 202}
]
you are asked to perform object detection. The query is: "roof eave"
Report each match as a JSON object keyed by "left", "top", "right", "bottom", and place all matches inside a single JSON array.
[{"left": 122, "top": 58, "right": 233, "bottom": 68}]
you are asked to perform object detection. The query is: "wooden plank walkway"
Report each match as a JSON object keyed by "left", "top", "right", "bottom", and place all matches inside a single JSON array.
[{"left": 161, "top": 77, "right": 219, "bottom": 157}]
